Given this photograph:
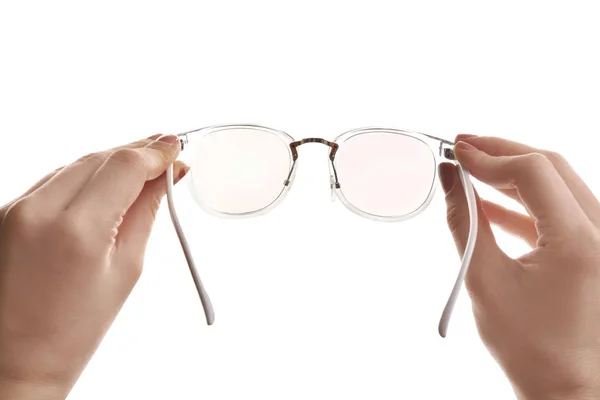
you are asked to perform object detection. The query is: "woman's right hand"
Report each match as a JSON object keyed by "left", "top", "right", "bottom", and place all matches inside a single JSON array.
[
  {"left": 0, "top": 135, "right": 188, "bottom": 399},
  {"left": 440, "top": 135, "right": 600, "bottom": 400}
]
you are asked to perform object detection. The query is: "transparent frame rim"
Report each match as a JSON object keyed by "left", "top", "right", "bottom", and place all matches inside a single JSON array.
[
  {"left": 181, "top": 124, "right": 445, "bottom": 222},
  {"left": 331, "top": 127, "right": 440, "bottom": 222},
  {"left": 184, "top": 124, "right": 297, "bottom": 219}
]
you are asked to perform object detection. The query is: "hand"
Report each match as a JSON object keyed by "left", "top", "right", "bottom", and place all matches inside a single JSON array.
[
  {"left": 0, "top": 134, "right": 188, "bottom": 399},
  {"left": 440, "top": 135, "right": 600, "bottom": 400}
]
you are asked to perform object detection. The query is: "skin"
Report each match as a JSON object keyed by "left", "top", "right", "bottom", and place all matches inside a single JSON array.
[
  {"left": 0, "top": 134, "right": 188, "bottom": 399},
  {"left": 0, "top": 134, "right": 599, "bottom": 399},
  {"left": 439, "top": 135, "right": 600, "bottom": 400}
]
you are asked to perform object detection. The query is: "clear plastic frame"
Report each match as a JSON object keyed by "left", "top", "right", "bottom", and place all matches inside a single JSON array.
[
  {"left": 165, "top": 124, "right": 478, "bottom": 338},
  {"left": 178, "top": 124, "right": 296, "bottom": 219},
  {"left": 332, "top": 127, "right": 443, "bottom": 222}
]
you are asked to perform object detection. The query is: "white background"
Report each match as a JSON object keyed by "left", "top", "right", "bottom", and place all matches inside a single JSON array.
[{"left": 1, "top": 1, "right": 599, "bottom": 399}]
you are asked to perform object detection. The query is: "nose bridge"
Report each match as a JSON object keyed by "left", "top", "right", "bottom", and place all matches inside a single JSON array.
[
  {"left": 289, "top": 138, "right": 339, "bottom": 161},
  {"left": 287, "top": 138, "right": 341, "bottom": 190}
]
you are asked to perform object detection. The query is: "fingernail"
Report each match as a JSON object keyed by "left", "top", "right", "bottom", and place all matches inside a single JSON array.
[
  {"left": 455, "top": 141, "right": 478, "bottom": 152},
  {"left": 156, "top": 134, "right": 179, "bottom": 144},
  {"left": 455, "top": 134, "right": 478, "bottom": 141},
  {"left": 438, "top": 163, "right": 456, "bottom": 193}
]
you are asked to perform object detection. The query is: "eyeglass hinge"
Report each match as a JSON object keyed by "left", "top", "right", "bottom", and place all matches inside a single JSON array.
[
  {"left": 439, "top": 142, "right": 456, "bottom": 161},
  {"left": 444, "top": 148, "right": 455, "bottom": 160},
  {"left": 179, "top": 134, "right": 189, "bottom": 151}
]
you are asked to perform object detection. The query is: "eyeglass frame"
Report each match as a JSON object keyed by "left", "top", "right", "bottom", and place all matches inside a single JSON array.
[{"left": 164, "top": 124, "right": 479, "bottom": 338}]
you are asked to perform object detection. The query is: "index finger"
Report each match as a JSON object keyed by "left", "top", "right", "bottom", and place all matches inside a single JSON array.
[
  {"left": 456, "top": 135, "right": 600, "bottom": 226},
  {"left": 24, "top": 134, "right": 168, "bottom": 211},
  {"left": 455, "top": 141, "right": 592, "bottom": 242},
  {"left": 67, "top": 134, "right": 181, "bottom": 225}
]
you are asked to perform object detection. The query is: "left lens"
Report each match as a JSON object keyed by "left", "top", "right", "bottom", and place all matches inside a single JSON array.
[
  {"left": 333, "top": 131, "right": 436, "bottom": 218},
  {"left": 189, "top": 127, "right": 292, "bottom": 215}
]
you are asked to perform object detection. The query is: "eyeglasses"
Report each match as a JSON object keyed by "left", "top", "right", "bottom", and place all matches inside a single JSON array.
[{"left": 164, "top": 125, "right": 478, "bottom": 338}]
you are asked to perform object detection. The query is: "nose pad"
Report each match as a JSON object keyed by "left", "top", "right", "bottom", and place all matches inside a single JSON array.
[
  {"left": 329, "top": 175, "right": 336, "bottom": 202},
  {"left": 284, "top": 160, "right": 299, "bottom": 187}
]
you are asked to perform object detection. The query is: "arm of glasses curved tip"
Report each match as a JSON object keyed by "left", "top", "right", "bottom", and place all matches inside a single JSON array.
[
  {"left": 165, "top": 163, "right": 215, "bottom": 326},
  {"left": 438, "top": 164, "right": 478, "bottom": 338}
]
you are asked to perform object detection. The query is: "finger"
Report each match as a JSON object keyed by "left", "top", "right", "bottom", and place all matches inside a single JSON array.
[
  {"left": 455, "top": 136, "right": 525, "bottom": 204},
  {"left": 113, "top": 161, "right": 189, "bottom": 271},
  {"left": 107, "top": 134, "right": 163, "bottom": 152},
  {"left": 458, "top": 135, "right": 600, "bottom": 226},
  {"left": 28, "top": 134, "right": 167, "bottom": 211},
  {"left": 67, "top": 135, "right": 181, "bottom": 229},
  {"left": 481, "top": 199, "right": 538, "bottom": 248},
  {"left": 86, "top": 134, "right": 163, "bottom": 159},
  {"left": 439, "top": 163, "right": 508, "bottom": 297},
  {"left": 455, "top": 141, "right": 591, "bottom": 243},
  {"left": 455, "top": 134, "right": 478, "bottom": 141}
]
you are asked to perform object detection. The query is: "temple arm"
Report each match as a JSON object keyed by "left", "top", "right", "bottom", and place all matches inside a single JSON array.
[
  {"left": 163, "top": 155, "right": 474, "bottom": 332},
  {"left": 438, "top": 164, "right": 478, "bottom": 337},
  {"left": 166, "top": 163, "right": 215, "bottom": 325}
]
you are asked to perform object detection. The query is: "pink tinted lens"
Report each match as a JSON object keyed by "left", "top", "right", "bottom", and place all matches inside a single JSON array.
[
  {"left": 334, "top": 132, "right": 436, "bottom": 217},
  {"left": 189, "top": 128, "right": 292, "bottom": 214}
]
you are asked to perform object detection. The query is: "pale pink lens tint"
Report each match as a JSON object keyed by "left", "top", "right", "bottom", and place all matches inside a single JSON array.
[
  {"left": 189, "top": 128, "right": 292, "bottom": 214},
  {"left": 334, "top": 132, "right": 436, "bottom": 217}
]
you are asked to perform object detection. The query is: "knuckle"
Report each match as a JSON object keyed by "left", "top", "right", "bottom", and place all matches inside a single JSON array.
[
  {"left": 542, "top": 150, "right": 568, "bottom": 167},
  {"left": 522, "top": 152, "right": 552, "bottom": 169},
  {"left": 506, "top": 152, "right": 558, "bottom": 189},
  {"left": 512, "top": 153, "right": 555, "bottom": 185},
  {"left": 3, "top": 199, "right": 43, "bottom": 233},
  {"left": 110, "top": 148, "right": 145, "bottom": 168},
  {"left": 149, "top": 141, "right": 179, "bottom": 163}
]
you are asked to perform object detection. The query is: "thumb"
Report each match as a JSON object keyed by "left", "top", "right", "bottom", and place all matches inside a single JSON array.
[
  {"left": 113, "top": 161, "right": 189, "bottom": 264},
  {"left": 438, "top": 163, "right": 507, "bottom": 299}
]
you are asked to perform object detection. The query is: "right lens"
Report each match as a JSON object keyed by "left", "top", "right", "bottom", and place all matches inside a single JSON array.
[
  {"left": 189, "top": 127, "right": 293, "bottom": 215},
  {"left": 334, "top": 131, "right": 436, "bottom": 218}
]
